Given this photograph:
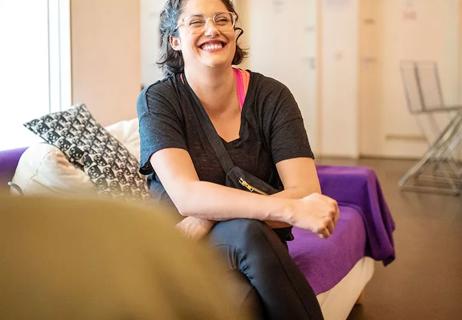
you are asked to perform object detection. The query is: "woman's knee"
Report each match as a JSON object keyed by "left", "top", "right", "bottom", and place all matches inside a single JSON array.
[
  {"left": 210, "top": 219, "right": 278, "bottom": 249},
  {"left": 211, "top": 218, "right": 262, "bottom": 238}
]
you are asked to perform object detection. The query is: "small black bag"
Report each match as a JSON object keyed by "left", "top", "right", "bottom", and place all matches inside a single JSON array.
[{"left": 225, "top": 166, "right": 279, "bottom": 195}]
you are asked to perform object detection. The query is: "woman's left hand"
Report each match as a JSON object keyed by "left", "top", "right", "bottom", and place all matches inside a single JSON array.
[{"left": 176, "top": 216, "right": 215, "bottom": 240}]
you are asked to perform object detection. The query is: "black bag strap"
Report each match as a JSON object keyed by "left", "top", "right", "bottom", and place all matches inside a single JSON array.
[
  {"left": 181, "top": 74, "right": 285, "bottom": 199},
  {"left": 182, "top": 76, "right": 235, "bottom": 173}
]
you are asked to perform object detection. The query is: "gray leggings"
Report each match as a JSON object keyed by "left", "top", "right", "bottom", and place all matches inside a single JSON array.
[{"left": 208, "top": 219, "right": 324, "bottom": 320}]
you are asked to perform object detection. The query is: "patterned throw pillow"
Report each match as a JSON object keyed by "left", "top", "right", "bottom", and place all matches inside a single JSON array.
[{"left": 24, "top": 104, "right": 150, "bottom": 200}]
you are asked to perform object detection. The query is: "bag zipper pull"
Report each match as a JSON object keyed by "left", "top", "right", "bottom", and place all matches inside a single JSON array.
[{"left": 238, "top": 177, "right": 267, "bottom": 195}]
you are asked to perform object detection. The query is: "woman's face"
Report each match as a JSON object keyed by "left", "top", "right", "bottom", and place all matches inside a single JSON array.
[{"left": 171, "top": 0, "right": 237, "bottom": 72}]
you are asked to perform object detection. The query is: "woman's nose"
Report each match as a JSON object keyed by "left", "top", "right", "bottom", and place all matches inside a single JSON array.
[{"left": 203, "top": 19, "right": 219, "bottom": 36}]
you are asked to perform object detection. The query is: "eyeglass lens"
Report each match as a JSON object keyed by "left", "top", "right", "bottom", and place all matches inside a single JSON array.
[{"left": 185, "top": 12, "right": 235, "bottom": 31}]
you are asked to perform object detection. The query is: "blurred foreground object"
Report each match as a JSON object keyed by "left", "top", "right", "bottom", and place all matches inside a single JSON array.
[
  {"left": 0, "top": 195, "right": 249, "bottom": 320},
  {"left": 400, "top": 61, "right": 462, "bottom": 195}
]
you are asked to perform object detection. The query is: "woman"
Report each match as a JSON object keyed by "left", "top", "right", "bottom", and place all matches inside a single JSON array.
[{"left": 137, "top": 0, "right": 339, "bottom": 318}]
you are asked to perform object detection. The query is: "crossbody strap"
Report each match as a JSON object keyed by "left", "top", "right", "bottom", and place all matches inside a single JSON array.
[{"left": 182, "top": 75, "right": 235, "bottom": 173}]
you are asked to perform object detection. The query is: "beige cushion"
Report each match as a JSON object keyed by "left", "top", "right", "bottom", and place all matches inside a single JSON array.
[{"left": 11, "top": 118, "right": 140, "bottom": 196}]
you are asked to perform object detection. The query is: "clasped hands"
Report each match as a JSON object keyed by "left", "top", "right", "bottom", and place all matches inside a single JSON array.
[{"left": 176, "top": 192, "right": 340, "bottom": 240}]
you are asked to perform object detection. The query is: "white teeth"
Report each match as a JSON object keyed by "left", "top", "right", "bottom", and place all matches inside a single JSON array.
[{"left": 201, "top": 43, "right": 223, "bottom": 51}]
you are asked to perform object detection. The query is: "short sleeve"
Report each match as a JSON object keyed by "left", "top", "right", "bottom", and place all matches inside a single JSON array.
[
  {"left": 269, "top": 86, "right": 314, "bottom": 163},
  {"left": 137, "top": 84, "right": 187, "bottom": 175}
]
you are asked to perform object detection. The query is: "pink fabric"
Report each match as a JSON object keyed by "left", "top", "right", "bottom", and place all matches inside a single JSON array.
[
  {"left": 233, "top": 68, "right": 249, "bottom": 110},
  {"left": 241, "top": 69, "right": 250, "bottom": 93}
]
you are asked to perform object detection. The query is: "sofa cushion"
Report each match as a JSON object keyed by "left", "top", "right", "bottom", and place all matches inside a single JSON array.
[
  {"left": 11, "top": 143, "right": 94, "bottom": 195},
  {"left": 23, "top": 104, "right": 149, "bottom": 200}
]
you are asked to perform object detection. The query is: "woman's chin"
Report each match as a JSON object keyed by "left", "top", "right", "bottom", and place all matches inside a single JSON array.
[
  {"left": 197, "top": 47, "right": 232, "bottom": 65},
  {"left": 199, "top": 56, "right": 232, "bottom": 69}
]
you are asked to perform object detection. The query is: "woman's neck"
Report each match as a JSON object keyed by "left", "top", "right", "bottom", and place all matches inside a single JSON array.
[{"left": 184, "top": 65, "right": 236, "bottom": 115}]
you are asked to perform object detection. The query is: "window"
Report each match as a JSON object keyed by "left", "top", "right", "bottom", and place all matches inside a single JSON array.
[{"left": 0, "top": 0, "right": 71, "bottom": 150}]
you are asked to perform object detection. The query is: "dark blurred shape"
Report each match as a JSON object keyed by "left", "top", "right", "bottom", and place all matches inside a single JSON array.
[{"left": 0, "top": 194, "right": 251, "bottom": 320}]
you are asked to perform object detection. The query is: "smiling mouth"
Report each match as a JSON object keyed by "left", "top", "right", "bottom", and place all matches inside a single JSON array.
[{"left": 199, "top": 41, "right": 226, "bottom": 52}]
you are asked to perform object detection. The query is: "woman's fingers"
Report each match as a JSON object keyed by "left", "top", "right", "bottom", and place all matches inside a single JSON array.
[
  {"left": 327, "top": 218, "right": 336, "bottom": 234},
  {"left": 318, "top": 209, "right": 337, "bottom": 239},
  {"left": 317, "top": 221, "right": 333, "bottom": 239},
  {"left": 295, "top": 193, "right": 341, "bottom": 238},
  {"left": 318, "top": 227, "right": 331, "bottom": 239},
  {"left": 176, "top": 217, "right": 214, "bottom": 240},
  {"left": 333, "top": 200, "right": 340, "bottom": 225}
]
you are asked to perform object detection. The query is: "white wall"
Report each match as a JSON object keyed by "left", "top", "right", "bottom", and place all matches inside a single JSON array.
[
  {"left": 359, "top": 0, "right": 461, "bottom": 158},
  {"left": 238, "top": 0, "right": 360, "bottom": 158},
  {"left": 140, "top": 0, "right": 164, "bottom": 86},
  {"left": 320, "top": 0, "right": 360, "bottom": 158},
  {"left": 233, "top": 0, "right": 250, "bottom": 70},
  {"left": 241, "top": 0, "right": 320, "bottom": 153}
]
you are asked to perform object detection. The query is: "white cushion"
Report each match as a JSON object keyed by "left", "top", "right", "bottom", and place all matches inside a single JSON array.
[
  {"left": 11, "top": 144, "right": 94, "bottom": 195},
  {"left": 11, "top": 118, "right": 140, "bottom": 195},
  {"left": 105, "top": 118, "right": 140, "bottom": 161}
]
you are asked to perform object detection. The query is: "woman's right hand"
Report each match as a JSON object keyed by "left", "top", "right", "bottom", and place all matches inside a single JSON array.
[
  {"left": 176, "top": 216, "right": 215, "bottom": 240},
  {"left": 289, "top": 193, "right": 340, "bottom": 238}
]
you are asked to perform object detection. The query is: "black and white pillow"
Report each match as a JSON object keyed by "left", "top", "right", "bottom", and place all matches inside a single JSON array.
[{"left": 24, "top": 104, "right": 150, "bottom": 200}]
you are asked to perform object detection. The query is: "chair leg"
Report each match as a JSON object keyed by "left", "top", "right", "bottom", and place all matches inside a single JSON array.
[{"left": 399, "top": 112, "right": 462, "bottom": 196}]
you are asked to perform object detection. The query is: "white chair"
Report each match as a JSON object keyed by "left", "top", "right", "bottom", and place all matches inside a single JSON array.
[{"left": 399, "top": 61, "right": 462, "bottom": 195}]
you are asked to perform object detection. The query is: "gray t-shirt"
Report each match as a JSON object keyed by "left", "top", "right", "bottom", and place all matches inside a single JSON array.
[{"left": 137, "top": 71, "right": 313, "bottom": 204}]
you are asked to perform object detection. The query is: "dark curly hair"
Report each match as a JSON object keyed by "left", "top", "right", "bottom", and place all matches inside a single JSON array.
[{"left": 157, "top": 0, "right": 247, "bottom": 76}]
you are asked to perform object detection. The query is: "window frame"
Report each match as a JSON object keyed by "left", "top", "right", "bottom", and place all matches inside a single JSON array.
[{"left": 48, "top": 0, "right": 72, "bottom": 112}]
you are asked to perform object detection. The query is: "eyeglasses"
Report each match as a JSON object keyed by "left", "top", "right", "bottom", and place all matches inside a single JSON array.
[{"left": 174, "top": 12, "right": 237, "bottom": 34}]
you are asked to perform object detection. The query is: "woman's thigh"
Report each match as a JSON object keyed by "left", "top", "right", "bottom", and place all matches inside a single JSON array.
[{"left": 208, "top": 218, "right": 323, "bottom": 320}]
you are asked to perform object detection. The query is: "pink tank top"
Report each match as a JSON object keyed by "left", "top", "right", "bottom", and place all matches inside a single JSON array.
[{"left": 233, "top": 67, "right": 250, "bottom": 110}]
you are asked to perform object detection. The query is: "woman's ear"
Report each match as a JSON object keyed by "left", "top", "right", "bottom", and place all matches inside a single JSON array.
[{"left": 169, "top": 36, "right": 182, "bottom": 51}]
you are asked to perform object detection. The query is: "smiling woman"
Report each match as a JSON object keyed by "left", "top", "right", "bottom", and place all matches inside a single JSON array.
[
  {"left": 0, "top": 0, "right": 71, "bottom": 150},
  {"left": 137, "top": 0, "right": 339, "bottom": 319}
]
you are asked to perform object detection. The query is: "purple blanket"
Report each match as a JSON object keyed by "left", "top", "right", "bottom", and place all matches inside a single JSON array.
[
  {"left": 288, "top": 165, "right": 395, "bottom": 294},
  {"left": 289, "top": 206, "right": 365, "bottom": 294},
  {"left": 317, "top": 165, "right": 396, "bottom": 265}
]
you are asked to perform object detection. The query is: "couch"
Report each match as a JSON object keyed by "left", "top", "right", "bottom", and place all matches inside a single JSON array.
[{"left": 0, "top": 118, "right": 395, "bottom": 320}]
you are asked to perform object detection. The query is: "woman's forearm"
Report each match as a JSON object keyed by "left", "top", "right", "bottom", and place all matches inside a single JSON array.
[
  {"left": 173, "top": 180, "right": 295, "bottom": 224},
  {"left": 178, "top": 185, "right": 319, "bottom": 229},
  {"left": 150, "top": 150, "right": 337, "bottom": 235},
  {"left": 271, "top": 186, "right": 320, "bottom": 200}
]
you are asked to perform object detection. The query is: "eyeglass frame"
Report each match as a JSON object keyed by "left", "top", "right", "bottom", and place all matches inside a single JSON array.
[{"left": 173, "top": 12, "right": 238, "bottom": 34}]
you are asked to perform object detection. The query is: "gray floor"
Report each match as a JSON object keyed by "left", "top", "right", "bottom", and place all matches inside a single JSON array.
[{"left": 316, "top": 158, "right": 462, "bottom": 320}]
